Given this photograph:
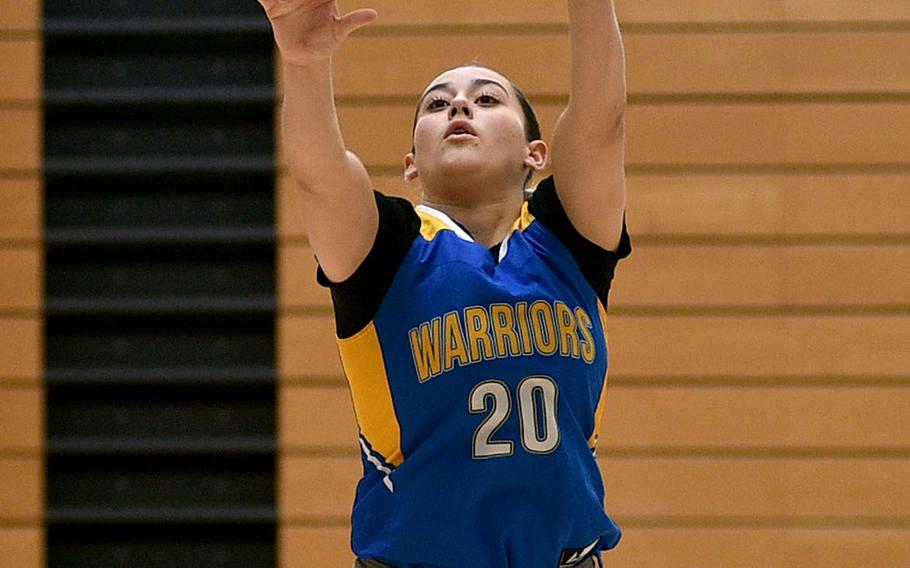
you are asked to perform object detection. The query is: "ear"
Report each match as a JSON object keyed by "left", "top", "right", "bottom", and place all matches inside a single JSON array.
[
  {"left": 523, "top": 139, "right": 548, "bottom": 173},
  {"left": 403, "top": 151, "right": 419, "bottom": 182}
]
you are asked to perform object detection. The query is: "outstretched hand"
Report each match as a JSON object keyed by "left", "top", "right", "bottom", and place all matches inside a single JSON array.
[{"left": 257, "top": 0, "right": 378, "bottom": 66}]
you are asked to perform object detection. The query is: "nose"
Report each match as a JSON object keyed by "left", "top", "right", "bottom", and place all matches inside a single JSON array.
[{"left": 449, "top": 96, "right": 472, "bottom": 118}]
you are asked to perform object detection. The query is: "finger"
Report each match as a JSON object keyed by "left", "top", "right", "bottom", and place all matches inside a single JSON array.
[
  {"left": 337, "top": 8, "right": 378, "bottom": 39},
  {"left": 257, "top": 0, "right": 278, "bottom": 11}
]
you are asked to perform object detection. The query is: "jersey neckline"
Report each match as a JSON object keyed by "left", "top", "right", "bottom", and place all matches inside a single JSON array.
[{"left": 415, "top": 203, "right": 513, "bottom": 263}]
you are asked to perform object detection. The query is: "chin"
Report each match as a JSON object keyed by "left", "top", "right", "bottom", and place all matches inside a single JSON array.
[{"left": 436, "top": 152, "right": 485, "bottom": 168}]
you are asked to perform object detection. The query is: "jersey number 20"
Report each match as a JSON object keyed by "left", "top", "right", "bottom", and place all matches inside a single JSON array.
[{"left": 469, "top": 376, "right": 560, "bottom": 459}]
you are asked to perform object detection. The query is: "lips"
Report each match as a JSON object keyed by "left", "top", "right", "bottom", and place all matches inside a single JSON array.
[{"left": 445, "top": 121, "right": 477, "bottom": 138}]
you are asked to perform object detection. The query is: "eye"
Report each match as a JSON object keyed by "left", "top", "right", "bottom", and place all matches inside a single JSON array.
[
  {"left": 477, "top": 92, "right": 500, "bottom": 104},
  {"left": 426, "top": 96, "right": 448, "bottom": 110}
]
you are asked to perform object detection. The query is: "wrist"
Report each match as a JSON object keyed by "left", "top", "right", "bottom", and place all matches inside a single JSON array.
[
  {"left": 281, "top": 54, "right": 333, "bottom": 70},
  {"left": 281, "top": 56, "right": 334, "bottom": 85}
]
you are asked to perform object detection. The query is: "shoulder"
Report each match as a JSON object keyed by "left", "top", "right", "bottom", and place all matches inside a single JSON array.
[
  {"left": 527, "top": 175, "right": 632, "bottom": 304},
  {"left": 316, "top": 190, "right": 421, "bottom": 338},
  {"left": 528, "top": 175, "right": 631, "bottom": 258}
]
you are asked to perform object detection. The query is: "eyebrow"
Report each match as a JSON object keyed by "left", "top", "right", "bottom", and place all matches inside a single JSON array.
[{"left": 419, "top": 78, "right": 510, "bottom": 107}]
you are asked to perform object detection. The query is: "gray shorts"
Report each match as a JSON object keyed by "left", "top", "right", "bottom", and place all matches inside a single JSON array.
[{"left": 354, "top": 554, "right": 602, "bottom": 568}]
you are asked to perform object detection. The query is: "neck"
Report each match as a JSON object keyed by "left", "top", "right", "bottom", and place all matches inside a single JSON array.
[{"left": 422, "top": 188, "right": 524, "bottom": 248}]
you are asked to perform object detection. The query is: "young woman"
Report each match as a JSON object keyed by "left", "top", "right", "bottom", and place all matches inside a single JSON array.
[{"left": 258, "top": 1, "right": 630, "bottom": 566}]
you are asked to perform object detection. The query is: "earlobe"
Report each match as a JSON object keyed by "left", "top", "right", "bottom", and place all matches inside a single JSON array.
[{"left": 403, "top": 153, "right": 418, "bottom": 181}]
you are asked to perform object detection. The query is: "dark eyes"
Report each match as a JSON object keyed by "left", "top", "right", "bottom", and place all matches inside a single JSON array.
[
  {"left": 425, "top": 93, "right": 500, "bottom": 110},
  {"left": 426, "top": 97, "right": 447, "bottom": 110}
]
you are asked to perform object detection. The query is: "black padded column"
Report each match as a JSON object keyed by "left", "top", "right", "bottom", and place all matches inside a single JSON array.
[{"left": 43, "top": 2, "right": 277, "bottom": 566}]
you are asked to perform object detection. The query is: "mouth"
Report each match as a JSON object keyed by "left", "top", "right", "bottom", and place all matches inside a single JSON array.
[{"left": 445, "top": 122, "right": 477, "bottom": 138}]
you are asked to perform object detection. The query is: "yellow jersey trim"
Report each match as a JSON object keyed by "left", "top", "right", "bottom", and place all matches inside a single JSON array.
[
  {"left": 416, "top": 201, "right": 537, "bottom": 242},
  {"left": 417, "top": 208, "right": 454, "bottom": 241},
  {"left": 511, "top": 201, "right": 536, "bottom": 233},
  {"left": 338, "top": 321, "right": 405, "bottom": 467},
  {"left": 588, "top": 300, "right": 610, "bottom": 449}
]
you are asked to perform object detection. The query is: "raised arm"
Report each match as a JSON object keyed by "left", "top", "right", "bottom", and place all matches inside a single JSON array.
[
  {"left": 550, "top": 0, "right": 627, "bottom": 252},
  {"left": 258, "top": 0, "right": 380, "bottom": 282}
]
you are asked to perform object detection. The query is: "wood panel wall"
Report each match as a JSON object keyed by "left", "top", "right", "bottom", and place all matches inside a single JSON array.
[
  {"left": 0, "top": 1, "right": 44, "bottom": 567},
  {"left": 278, "top": 1, "right": 910, "bottom": 566}
]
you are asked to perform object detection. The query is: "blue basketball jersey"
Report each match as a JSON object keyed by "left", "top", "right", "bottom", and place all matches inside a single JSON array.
[{"left": 317, "top": 175, "right": 630, "bottom": 568}]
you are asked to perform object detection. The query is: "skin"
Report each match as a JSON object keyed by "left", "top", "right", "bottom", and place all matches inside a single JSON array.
[
  {"left": 403, "top": 66, "right": 548, "bottom": 248},
  {"left": 259, "top": 0, "right": 627, "bottom": 283}
]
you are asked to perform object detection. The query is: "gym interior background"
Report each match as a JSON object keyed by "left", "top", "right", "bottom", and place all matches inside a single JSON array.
[{"left": 1, "top": 0, "right": 908, "bottom": 566}]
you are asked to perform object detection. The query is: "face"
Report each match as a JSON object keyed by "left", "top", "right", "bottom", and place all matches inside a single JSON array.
[{"left": 405, "top": 67, "right": 535, "bottom": 193}]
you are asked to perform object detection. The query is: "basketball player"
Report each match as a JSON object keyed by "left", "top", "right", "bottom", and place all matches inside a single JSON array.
[{"left": 258, "top": 1, "right": 630, "bottom": 566}]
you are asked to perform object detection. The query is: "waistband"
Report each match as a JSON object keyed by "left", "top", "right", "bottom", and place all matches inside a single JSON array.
[{"left": 354, "top": 552, "right": 601, "bottom": 568}]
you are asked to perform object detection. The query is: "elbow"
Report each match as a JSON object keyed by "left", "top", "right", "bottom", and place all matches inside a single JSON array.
[
  {"left": 597, "top": 95, "right": 627, "bottom": 135},
  {"left": 564, "top": 97, "right": 626, "bottom": 137},
  {"left": 594, "top": 101, "right": 626, "bottom": 148},
  {"left": 284, "top": 147, "right": 360, "bottom": 195},
  {"left": 603, "top": 107, "right": 625, "bottom": 138}
]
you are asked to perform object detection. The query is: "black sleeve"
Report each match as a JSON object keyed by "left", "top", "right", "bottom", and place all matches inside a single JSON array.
[
  {"left": 315, "top": 190, "right": 421, "bottom": 339},
  {"left": 527, "top": 174, "right": 632, "bottom": 306}
]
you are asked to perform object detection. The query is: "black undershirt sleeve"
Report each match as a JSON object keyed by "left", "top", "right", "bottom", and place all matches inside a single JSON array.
[
  {"left": 527, "top": 174, "right": 632, "bottom": 307},
  {"left": 315, "top": 191, "right": 421, "bottom": 339}
]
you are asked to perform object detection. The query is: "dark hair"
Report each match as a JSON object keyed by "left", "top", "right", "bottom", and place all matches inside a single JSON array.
[{"left": 410, "top": 61, "right": 542, "bottom": 189}]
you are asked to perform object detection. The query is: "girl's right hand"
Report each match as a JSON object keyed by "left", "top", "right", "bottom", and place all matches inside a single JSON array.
[{"left": 257, "top": 0, "right": 378, "bottom": 66}]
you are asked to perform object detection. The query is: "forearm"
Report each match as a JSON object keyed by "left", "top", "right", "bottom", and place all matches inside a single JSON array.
[
  {"left": 280, "top": 58, "right": 352, "bottom": 190},
  {"left": 548, "top": 0, "right": 627, "bottom": 248},
  {"left": 564, "top": 0, "right": 626, "bottom": 128}
]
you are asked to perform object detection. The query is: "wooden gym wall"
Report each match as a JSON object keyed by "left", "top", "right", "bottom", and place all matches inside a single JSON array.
[
  {"left": 277, "top": 1, "right": 910, "bottom": 566},
  {"left": 0, "top": 0, "right": 44, "bottom": 566},
  {"left": 2, "top": 0, "right": 907, "bottom": 566}
]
